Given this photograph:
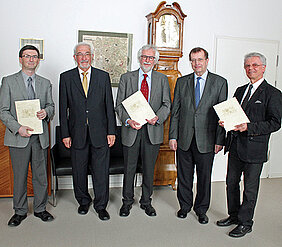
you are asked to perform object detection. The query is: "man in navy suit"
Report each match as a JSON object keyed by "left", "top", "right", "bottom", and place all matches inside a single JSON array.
[
  {"left": 59, "top": 42, "right": 116, "bottom": 220},
  {"left": 217, "top": 52, "right": 282, "bottom": 237}
]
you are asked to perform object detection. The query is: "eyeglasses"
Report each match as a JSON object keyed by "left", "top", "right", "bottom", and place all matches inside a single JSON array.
[
  {"left": 75, "top": 52, "right": 92, "bottom": 57},
  {"left": 22, "top": 54, "right": 39, "bottom": 59},
  {"left": 141, "top": 55, "right": 155, "bottom": 61},
  {"left": 244, "top": 64, "right": 264, "bottom": 69},
  {"left": 190, "top": 58, "right": 206, "bottom": 64}
]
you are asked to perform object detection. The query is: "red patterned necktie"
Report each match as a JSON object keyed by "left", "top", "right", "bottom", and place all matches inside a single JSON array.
[{"left": 141, "top": 74, "right": 149, "bottom": 101}]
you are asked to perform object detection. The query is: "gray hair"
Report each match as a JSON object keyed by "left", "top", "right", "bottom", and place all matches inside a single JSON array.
[
  {"left": 137, "top": 44, "right": 160, "bottom": 62},
  {"left": 73, "top": 42, "right": 94, "bottom": 55},
  {"left": 244, "top": 52, "right": 266, "bottom": 66}
]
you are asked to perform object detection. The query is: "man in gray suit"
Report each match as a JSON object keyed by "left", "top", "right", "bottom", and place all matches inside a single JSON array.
[
  {"left": 169, "top": 47, "right": 227, "bottom": 224},
  {"left": 116, "top": 45, "right": 171, "bottom": 217},
  {"left": 0, "top": 45, "right": 55, "bottom": 227}
]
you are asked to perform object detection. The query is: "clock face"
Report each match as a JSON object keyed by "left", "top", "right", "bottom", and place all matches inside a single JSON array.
[{"left": 156, "top": 14, "right": 180, "bottom": 48}]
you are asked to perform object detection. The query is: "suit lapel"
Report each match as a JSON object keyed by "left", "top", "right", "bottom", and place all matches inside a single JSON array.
[
  {"left": 246, "top": 80, "right": 266, "bottom": 108},
  {"left": 150, "top": 71, "right": 158, "bottom": 103},
  {"left": 15, "top": 71, "right": 28, "bottom": 99},
  {"left": 187, "top": 74, "right": 195, "bottom": 108},
  {"left": 72, "top": 67, "right": 85, "bottom": 97},
  {"left": 34, "top": 74, "right": 42, "bottom": 99},
  {"left": 130, "top": 70, "right": 139, "bottom": 93},
  {"left": 87, "top": 67, "right": 96, "bottom": 97},
  {"left": 198, "top": 72, "right": 213, "bottom": 108}
]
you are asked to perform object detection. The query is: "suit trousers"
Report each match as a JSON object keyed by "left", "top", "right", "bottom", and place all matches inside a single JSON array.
[
  {"left": 122, "top": 125, "right": 160, "bottom": 206},
  {"left": 226, "top": 139, "right": 263, "bottom": 226},
  {"left": 176, "top": 136, "right": 215, "bottom": 214},
  {"left": 9, "top": 135, "right": 48, "bottom": 215},
  {"left": 71, "top": 128, "right": 110, "bottom": 211}
]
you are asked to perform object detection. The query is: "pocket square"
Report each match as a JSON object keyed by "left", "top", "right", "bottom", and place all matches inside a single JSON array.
[{"left": 255, "top": 100, "right": 262, "bottom": 104}]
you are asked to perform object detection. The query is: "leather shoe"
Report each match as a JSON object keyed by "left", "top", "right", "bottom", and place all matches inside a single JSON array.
[
  {"left": 177, "top": 209, "right": 188, "bottom": 219},
  {"left": 34, "top": 211, "right": 54, "bottom": 222},
  {"left": 78, "top": 203, "right": 90, "bottom": 215},
  {"left": 198, "top": 213, "right": 209, "bottom": 224},
  {"left": 229, "top": 225, "right": 252, "bottom": 238},
  {"left": 8, "top": 214, "right": 27, "bottom": 227},
  {"left": 119, "top": 204, "right": 132, "bottom": 217},
  {"left": 217, "top": 216, "right": 238, "bottom": 227},
  {"left": 140, "top": 204, "right": 156, "bottom": 216},
  {"left": 97, "top": 209, "right": 110, "bottom": 221}
]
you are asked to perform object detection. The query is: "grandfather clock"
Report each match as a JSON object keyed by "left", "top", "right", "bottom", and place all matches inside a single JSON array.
[{"left": 146, "top": 1, "right": 186, "bottom": 189}]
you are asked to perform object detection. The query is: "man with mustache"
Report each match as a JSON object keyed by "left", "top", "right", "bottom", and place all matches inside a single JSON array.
[
  {"left": 169, "top": 47, "right": 228, "bottom": 224},
  {"left": 115, "top": 45, "right": 171, "bottom": 217},
  {"left": 59, "top": 42, "right": 116, "bottom": 220}
]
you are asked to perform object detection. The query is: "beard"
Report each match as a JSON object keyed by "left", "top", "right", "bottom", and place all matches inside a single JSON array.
[
  {"left": 78, "top": 60, "right": 91, "bottom": 70},
  {"left": 140, "top": 62, "right": 154, "bottom": 73}
]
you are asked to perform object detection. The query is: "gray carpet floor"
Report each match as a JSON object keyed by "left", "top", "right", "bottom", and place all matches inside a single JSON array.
[{"left": 0, "top": 178, "right": 281, "bottom": 247}]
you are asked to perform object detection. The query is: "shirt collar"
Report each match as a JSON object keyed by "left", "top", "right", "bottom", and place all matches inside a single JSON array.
[
  {"left": 194, "top": 70, "right": 208, "bottom": 81},
  {"left": 78, "top": 67, "right": 91, "bottom": 76},
  {"left": 249, "top": 77, "right": 264, "bottom": 91},
  {"left": 139, "top": 68, "right": 152, "bottom": 79}
]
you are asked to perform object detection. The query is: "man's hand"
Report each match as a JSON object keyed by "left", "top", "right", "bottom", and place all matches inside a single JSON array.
[
  {"left": 36, "top": 109, "right": 47, "bottom": 120},
  {"left": 218, "top": 120, "right": 224, "bottom": 128},
  {"left": 214, "top": 144, "right": 223, "bottom": 154},
  {"left": 128, "top": 119, "right": 142, "bottom": 130},
  {"left": 169, "top": 139, "right": 177, "bottom": 151},
  {"left": 63, "top": 137, "right": 72, "bottom": 148},
  {"left": 234, "top": 123, "right": 248, "bottom": 132},
  {"left": 18, "top": 126, "right": 33, "bottom": 137},
  {"left": 107, "top": 135, "right": 116, "bottom": 147},
  {"left": 146, "top": 116, "right": 159, "bottom": 125}
]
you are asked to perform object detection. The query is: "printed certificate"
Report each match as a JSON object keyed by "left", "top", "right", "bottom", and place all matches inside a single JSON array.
[
  {"left": 122, "top": 91, "right": 156, "bottom": 126},
  {"left": 213, "top": 97, "right": 250, "bottom": 132},
  {"left": 15, "top": 99, "right": 43, "bottom": 134}
]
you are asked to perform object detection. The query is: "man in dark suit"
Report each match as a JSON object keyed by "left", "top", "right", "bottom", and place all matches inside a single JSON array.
[
  {"left": 59, "top": 42, "right": 116, "bottom": 220},
  {"left": 0, "top": 45, "right": 55, "bottom": 226},
  {"left": 115, "top": 45, "right": 171, "bottom": 217},
  {"left": 216, "top": 52, "right": 282, "bottom": 237},
  {"left": 169, "top": 47, "right": 228, "bottom": 224}
]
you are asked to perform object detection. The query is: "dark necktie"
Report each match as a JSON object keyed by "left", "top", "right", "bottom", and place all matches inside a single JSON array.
[
  {"left": 195, "top": 77, "right": 201, "bottom": 108},
  {"left": 141, "top": 74, "right": 149, "bottom": 101},
  {"left": 27, "top": 77, "right": 35, "bottom": 100},
  {"left": 241, "top": 84, "right": 253, "bottom": 110}
]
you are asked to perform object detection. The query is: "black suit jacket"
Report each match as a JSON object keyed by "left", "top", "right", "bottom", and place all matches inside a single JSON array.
[
  {"left": 59, "top": 67, "right": 116, "bottom": 148},
  {"left": 225, "top": 80, "right": 282, "bottom": 163}
]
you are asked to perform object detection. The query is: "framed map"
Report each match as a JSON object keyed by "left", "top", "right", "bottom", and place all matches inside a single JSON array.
[{"left": 78, "top": 30, "right": 133, "bottom": 87}]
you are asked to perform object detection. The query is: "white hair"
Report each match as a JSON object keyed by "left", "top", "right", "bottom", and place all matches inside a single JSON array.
[
  {"left": 73, "top": 42, "right": 94, "bottom": 55},
  {"left": 244, "top": 52, "right": 266, "bottom": 66}
]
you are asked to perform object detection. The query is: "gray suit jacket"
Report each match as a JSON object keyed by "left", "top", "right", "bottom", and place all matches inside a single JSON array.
[
  {"left": 115, "top": 69, "right": 171, "bottom": 147},
  {"left": 0, "top": 71, "right": 55, "bottom": 148},
  {"left": 169, "top": 71, "right": 228, "bottom": 153}
]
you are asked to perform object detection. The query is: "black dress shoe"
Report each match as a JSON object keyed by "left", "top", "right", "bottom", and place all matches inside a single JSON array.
[
  {"left": 34, "top": 211, "right": 54, "bottom": 222},
  {"left": 119, "top": 204, "right": 132, "bottom": 217},
  {"left": 140, "top": 204, "right": 156, "bottom": 216},
  {"left": 97, "top": 209, "right": 110, "bottom": 221},
  {"left": 78, "top": 203, "right": 90, "bottom": 215},
  {"left": 229, "top": 225, "right": 252, "bottom": 238},
  {"left": 177, "top": 209, "right": 188, "bottom": 219},
  {"left": 198, "top": 213, "right": 209, "bottom": 224},
  {"left": 217, "top": 216, "right": 238, "bottom": 227},
  {"left": 8, "top": 214, "right": 27, "bottom": 227}
]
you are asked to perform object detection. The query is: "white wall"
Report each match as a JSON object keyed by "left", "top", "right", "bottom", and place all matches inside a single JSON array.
[{"left": 1, "top": 0, "right": 282, "bottom": 183}]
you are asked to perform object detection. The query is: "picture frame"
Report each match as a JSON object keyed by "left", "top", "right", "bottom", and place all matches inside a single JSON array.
[
  {"left": 20, "top": 38, "right": 44, "bottom": 60},
  {"left": 78, "top": 30, "right": 133, "bottom": 87}
]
